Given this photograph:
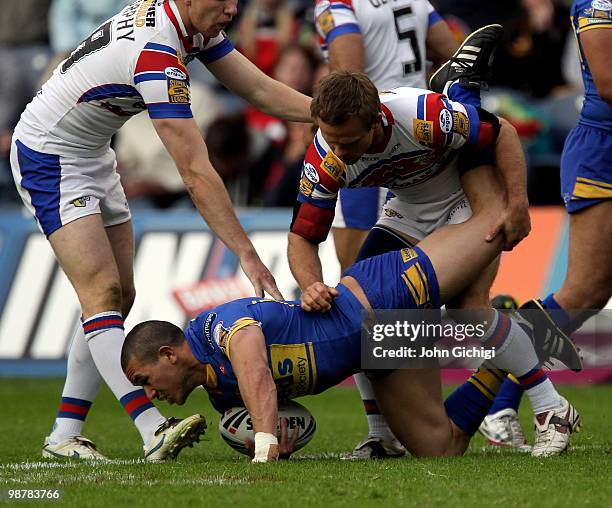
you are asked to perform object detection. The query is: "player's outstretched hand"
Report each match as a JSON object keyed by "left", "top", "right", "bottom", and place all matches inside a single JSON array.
[
  {"left": 279, "top": 417, "right": 299, "bottom": 460},
  {"left": 240, "top": 251, "right": 284, "bottom": 300},
  {"left": 301, "top": 282, "right": 339, "bottom": 312},
  {"left": 485, "top": 203, "right": 531, "bottom": 251}
]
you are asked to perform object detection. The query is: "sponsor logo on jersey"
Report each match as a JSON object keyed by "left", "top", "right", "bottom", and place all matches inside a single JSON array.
[
  {"left": 299, "top": 175, "right": 315, "bottom": 197},
  {"left": 400, "top": 247, "right": 418, "bottom": 263},
  {"left": 213, "top": 321, "right": 227, "bottom": 352},
  {"left": 317, "top": 9, "right": 335, "bottom": 36},
  {"left": 384, "top": 207, "right": 404, "bottom": 219},
  {"left": 591, "top": 0, "right": 612, "bottom": 12},
  {"left": 165, "top": 66, "right": 187, "bottom": 80},
  {"left": 167, "top": 78, "right": 189, "bottom": 103},
  {"left": 135, "top": 0, "right": 156, "bottom": 28},
  {"left": 71, "top": 196, "right": 91, "bottom": 208},
  {"left": 413, "top": 119, "right": 433, "bottom": 145},
  {"left": 451, "top": 111, "right": 469, "bottom": 138},
  {"left": 439, "top": 109, "right": 452, "bottom": 134},
  {"left": 203, "top": 312, "right": 217, "bottom": 347},
  {"left": 269, "top": 343, "right": 317, "bottom": 400},
  {"left": 320, "top": 152, "right": 345, "bottom": 181},
  {"left": 303, "top": 163, "right": 320, "bottom": 183}
]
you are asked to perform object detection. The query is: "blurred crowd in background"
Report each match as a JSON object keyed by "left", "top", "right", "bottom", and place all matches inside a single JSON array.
[{"left": 0, "top": 0, "right": 585, "bottom": 210}]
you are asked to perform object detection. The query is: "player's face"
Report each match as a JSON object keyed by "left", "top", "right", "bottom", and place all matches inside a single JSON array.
[
  {"left": 125, "top": 358, "right": 193, "bottom": 406},
  {"left": 318, "top": 116, "right": 376, "bottom": 165},
  {"left": 188, "top": 0, "right": 238, "bottom": 38}
]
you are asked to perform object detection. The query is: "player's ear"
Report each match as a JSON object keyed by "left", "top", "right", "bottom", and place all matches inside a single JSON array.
[{"left": 159, "top": 345, "right": 177, "bottom": 364}]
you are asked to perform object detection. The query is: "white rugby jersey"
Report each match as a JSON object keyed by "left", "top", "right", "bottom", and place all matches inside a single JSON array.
[
  {"left": 291, "top": 87, "right": 492, "bottom": 243},
  {"left": 15, "top": 0, "right": 234, "bottom": 156},
  {"left": 314, "top": 0, "right": 443, "bottom": 90}
]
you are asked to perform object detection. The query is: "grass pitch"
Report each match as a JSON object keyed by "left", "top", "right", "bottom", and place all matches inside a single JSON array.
[{"left": 0, "top": 380, "right": 611, "bottom": 507}]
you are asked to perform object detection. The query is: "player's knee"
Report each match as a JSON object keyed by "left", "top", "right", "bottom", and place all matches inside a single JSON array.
[
  {"left": 408, "top": 426, "right": 454, "bottom": 457},
  {"left": 83, "top": 278, "right": 123, "bottom": 314}
]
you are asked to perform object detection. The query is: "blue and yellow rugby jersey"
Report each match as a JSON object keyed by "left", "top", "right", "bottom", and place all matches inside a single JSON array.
[
  {"left": 571, "top": 0, "right": 612, "bottom": 129},
  {"left": 184, "top": 246, "right": 441, "bottom": 412},
  {"left": 184, "top": 285, "right": 365, "bottom": 413}
]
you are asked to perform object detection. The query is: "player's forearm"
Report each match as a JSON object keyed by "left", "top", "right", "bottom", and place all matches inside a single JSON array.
[
  {"left": 251, "top": 77, "right": 312, "bottom": 123},
  {"left": 288, "top": 232, "right": 324, "bottom": 289},
  {"left": 182, "top": 163, "right": 259, "bottom": 261},
  {"left": 238, "top": 365, "right": 278, "bottom": 436},
  {"left": 494, "top": 119, "right": 529, "bottom": 209}
]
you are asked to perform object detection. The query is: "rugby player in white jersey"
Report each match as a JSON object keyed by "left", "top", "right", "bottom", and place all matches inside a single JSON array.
[
  {"left": 310, "top": 17, "right": 523, "bottom": 459},
  {"left": 288, "top": 64, "right": 581, "bottom": 458},
  {"left": 314, "top": 0, "right": 460, "bottom": 458},
  {"left": 10, "top": 0, "right": 311, "bottom": 461}
]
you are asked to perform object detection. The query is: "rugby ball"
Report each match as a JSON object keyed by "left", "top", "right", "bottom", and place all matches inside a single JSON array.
[{"left": 219, "top": 401, "right": 316, "bottom": 456}]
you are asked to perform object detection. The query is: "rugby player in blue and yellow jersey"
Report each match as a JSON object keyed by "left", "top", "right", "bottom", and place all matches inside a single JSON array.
[
  {"left": 122, "top": 179, "right": 580, "bottom": 462},
  {"left": 480, "top": 0, "right": 612, "bottom": 447}
]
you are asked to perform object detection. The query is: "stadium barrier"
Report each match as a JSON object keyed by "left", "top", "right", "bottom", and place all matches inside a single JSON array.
[{"left": 0, "top": 207, "right": 610, "bottom": 382}]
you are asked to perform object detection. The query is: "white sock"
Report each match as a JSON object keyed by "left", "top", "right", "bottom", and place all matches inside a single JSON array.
[
  {"left": 354, "top": 372, "right": 395, "bottom": 441},
  {"left": 84, "top": 311, "right": 165, "bottom": 445},
  {"left": 480, "top": 311, "right": 561, "bottom": 414},
  {"left": 49, "top": 327, "right": 101, "bottom": 444}
]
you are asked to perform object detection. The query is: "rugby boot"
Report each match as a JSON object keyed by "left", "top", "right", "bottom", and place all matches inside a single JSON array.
[
  {"left": 518, "top": 299, "right": 582, "bottom": 372},
  {"left": 342, "top": 436, "right": 406, "bottom": 460},
  {"left": 532, "top": 397, "right": 581, "bottom": 457},
  {"left": 479, "top": 408, "right": 531, "bottom": 452},
  {"left": 429, "top": 24, "right": 504, "bottom": 95},
  {"left": 42, "top": 436, "right": 108, "bottom": 461},
  {"left": 144, "top": 414, "right": 207, "bottom": 462}
]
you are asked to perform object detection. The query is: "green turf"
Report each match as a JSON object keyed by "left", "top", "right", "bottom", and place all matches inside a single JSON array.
[{"left": 0, "top": 380, "right": 611, "bottom": 507}]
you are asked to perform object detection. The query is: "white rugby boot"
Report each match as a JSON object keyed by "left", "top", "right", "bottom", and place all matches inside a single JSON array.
[
  {"left": 144, "top": 414, "right": 207, "bottom": 462},
  {"left": 342, "top": 436, "right": 406, "bottom": 460},
  {"left": 532, "top": 397, "right": 581, "bottom": 457},
  {"left": 42, "top": 436, "right": 108, "bottom": 461},
  {"left": 479, "top": 408, "right": 531, "bottom": 451}
]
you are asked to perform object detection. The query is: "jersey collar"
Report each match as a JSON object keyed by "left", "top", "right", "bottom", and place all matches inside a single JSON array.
[
  {"left": 365, "top": 104, "right": 395, "bottom": 154},
  {"left": 164, "top": 0, "right": 195, "bottom": 52}
]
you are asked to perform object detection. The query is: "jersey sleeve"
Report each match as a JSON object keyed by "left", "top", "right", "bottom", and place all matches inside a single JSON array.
[
  {"left": 196, "top": 32, "right": 235, "bottom": 64},
  {"left": 133, "top": 41, "right": 193, "bottom": 119},
  {"left": 425, "top": 0, "right": 443, "bottom": 26},
  {"left": 410, "top": 92, "right": 498, "bottom": 151},
  {"left": 314, "top": 0, "right": 361, "bottom": 58},
  {"left": 212, "top": 301, "right": 262, "bottom": 359},
  {"left": 290, "top": 132, "right": 345, "bottom": 243},
  {"left": 574, "top": 0, "right": 612, "bottom": 34}
]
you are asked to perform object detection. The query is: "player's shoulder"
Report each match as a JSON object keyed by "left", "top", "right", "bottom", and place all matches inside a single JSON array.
[
  {"left": 379, "top": 87, "right": 432, "bottom": 113},
  {"left": 573, "top": 0, "right": 612, "bottom": 14}
]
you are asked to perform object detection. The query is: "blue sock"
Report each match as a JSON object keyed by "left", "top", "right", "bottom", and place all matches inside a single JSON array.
[
  {"left": 487, "top": 376, "right": 523, "bottom": 414},
  {"left": 542, "top": 293, "right": 572, "bottom": 332},
  {"left": 445, "top": 368, "right": 505, "bottom": 435},
  {"left": 447, "top": 82, "right": 481, "bottom": 108}
]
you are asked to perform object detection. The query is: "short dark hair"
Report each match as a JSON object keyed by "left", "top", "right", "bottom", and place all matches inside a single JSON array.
[
  {"left": 121, "top": 320, "right": 185, "bottom": 372},
  {"left": 311, "top": 71, "right": 380, "bottom": 128}
]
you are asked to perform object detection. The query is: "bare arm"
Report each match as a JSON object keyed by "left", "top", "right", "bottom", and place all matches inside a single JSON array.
[
  {"left": 152, "top": 117, "right": 282, "bottom": 298},
  {"left": 484, "top": 117, "right": 531, "bottom": 250},
  {"left": 495, "top": 118, "right": 529, "bottom": 210},
  {"left": 229, "top": 327, "right": 278, "bottom": 437},
  {"left": 288, "top": 232, "right": 323, "bottom": 289},
  {"left": 426, "top": 20, "right": 459, "bottom": 68},
  {"left": 327, "top": 33, "right": 364, "bottom": 72},
  {"left": 287, "top": 232, "right": 338, "bottom": 311},
  {"left": 580, "top": 28, "right": 612, "bottom": 105},
  {"left": 206, "top": 50, "right": 312, "bottom": 122},
  {"left": 229, "top": 326, "right": 280, "bottom": 462}
]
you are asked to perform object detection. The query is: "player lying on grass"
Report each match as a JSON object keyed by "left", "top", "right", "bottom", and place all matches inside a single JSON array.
[{"left": 121, "top": 168, "right": 581, "bottom": 462}]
